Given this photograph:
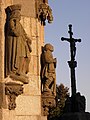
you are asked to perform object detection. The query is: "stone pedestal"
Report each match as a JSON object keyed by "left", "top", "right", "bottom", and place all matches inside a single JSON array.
[
  {"left": 60, "top": 112, "right": 90, "bottom": 120},
  {"left": 41, "top": 92, "right": 56, "bottom": 116}
]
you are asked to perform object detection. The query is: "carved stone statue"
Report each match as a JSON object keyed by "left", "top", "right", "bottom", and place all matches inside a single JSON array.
[
  {"left": 5, "top": 4, "right": 32, "bottom": 84},
  {"left": 41, "top": 43, "right": 56, "bottom": 95}
]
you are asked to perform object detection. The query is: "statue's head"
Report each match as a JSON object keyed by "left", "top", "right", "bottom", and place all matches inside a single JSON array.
[
  {"left": 5, "top": 4, "right": 21, "bottom": 20},
  {"left": 44, "top": 43, "right": 54, "bottom": 52}
]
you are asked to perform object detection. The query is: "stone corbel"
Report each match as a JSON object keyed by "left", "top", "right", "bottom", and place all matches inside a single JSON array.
[
  {"left": 41, "top": 93, "right": 56, "bottom": 116},
  {"left": 5, "top": 82, "right": 23, "bottom": 110},
  {"left": 38, "top": 3, "right": 53, "bottom": 25}
]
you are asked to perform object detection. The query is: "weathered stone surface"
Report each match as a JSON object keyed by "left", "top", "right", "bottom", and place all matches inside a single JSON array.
[
  {"left": 0, "top": 1, "right": 5, "bottom": 80},
  {"left": 23, "top": 75, "right": 41, "bottom": 95},
  {"left": 3, "top": 110, "right": 16, "bottom": 120},
  {"left": 31, "top": 41, "right": 37, "bottom": 55},
  {"left": 13, "top": 0, "right": 36, "bottom": 17},
  {"left": 31, "top": 18, "right": 37, "bottom": 37},
  {"left": 16, "top": 95, "right": 41, "bottom": 115},
  {"left": 16, "top": 115, "right": 44, "bottom": 120},
  {"left": 40, "top": 116, "right": 47, "bottom": 120},
  {"left": 22, "top": 17, "right": 31, "bottom": 37},
  {"left": 4, "top": 0, "right": 13, "bottom": 7}
]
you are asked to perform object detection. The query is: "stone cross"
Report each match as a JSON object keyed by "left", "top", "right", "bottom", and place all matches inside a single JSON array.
[{"left": 61, "top": 24, "right": 81, "bottom": 96}]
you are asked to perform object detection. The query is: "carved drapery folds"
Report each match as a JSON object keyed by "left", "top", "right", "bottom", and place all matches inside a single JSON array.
[
  {"left": 41, "top": 44, "right": 57, "bottom": 95},
  {"left": 40, "top": 43, "right": 57, "bottom": 115},
  {"left": 5, "top": 4, "right": 32, "bottom": 110},
  {"left": 5, "top": 82, "right": 23, "bottom": 110},
  {"left": 38, "top": 3, "right": 53, "bottom": 25},
  {"left": 5, "top": 4, "right": 32, "bottom": 84}
]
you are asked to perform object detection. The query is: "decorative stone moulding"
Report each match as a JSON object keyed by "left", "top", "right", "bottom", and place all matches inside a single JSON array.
[
  {"left": 5, "top": 82, "right": 23, "bottom": 110},
  {"left": 38, "top": 3, "right": 53, "bottom": 25}
]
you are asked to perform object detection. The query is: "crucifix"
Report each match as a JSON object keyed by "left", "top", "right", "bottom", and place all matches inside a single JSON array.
[{"left": 61, "top": 24, "right": 81, "bottom": 96}]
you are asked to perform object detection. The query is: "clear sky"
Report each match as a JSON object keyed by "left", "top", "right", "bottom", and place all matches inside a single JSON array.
[{"left": 45, "top": 0, "right": 90, "bottom": 112}]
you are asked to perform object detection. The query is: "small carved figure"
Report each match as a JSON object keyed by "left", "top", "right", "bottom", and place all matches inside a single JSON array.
[
  {"left": 41, "top": 43, "right": 56, "bottom": 95},
  {"left": 5, "top": 4, "right": 32, "bottom": 83}
]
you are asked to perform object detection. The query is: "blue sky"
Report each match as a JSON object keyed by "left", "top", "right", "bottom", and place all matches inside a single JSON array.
[{"left": 45, "top": 0, "right": 90, "bottom": 112}]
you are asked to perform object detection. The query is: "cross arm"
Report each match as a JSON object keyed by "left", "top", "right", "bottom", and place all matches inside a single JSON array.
[
  {"left": 61, "top": 37, "right": 70, "bottom": 42},
  {"left": 61, "top": 37, "right": 81, "bottom": 43},
  {"left": 73, "top": 38, "right": 81, "bottom": 43}
]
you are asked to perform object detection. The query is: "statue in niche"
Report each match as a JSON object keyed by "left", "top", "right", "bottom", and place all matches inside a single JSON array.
[
  {"left": 5, "top": 4, "right": 32, "bottom": 84},
  {"left": 41, "top": 43, "right": 57, "bottom": 95}
]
